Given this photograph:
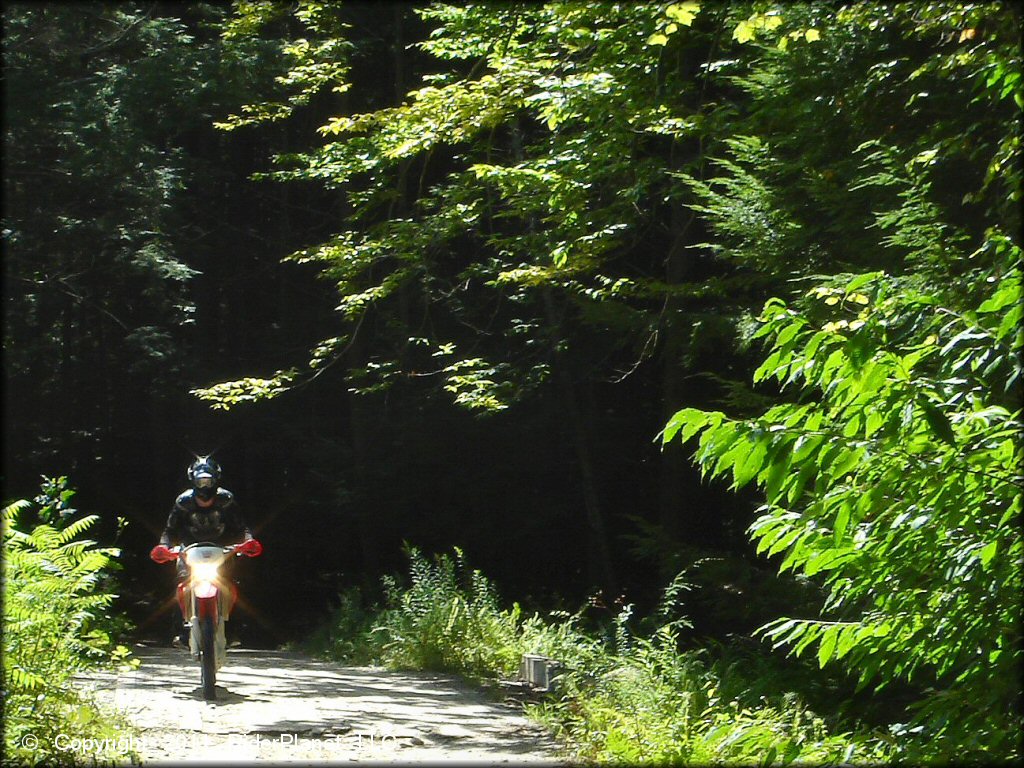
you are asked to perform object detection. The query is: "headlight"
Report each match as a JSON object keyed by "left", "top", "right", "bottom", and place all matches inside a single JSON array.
[{"left": 191, "top": 563, "right": 219, "bottom": 582}]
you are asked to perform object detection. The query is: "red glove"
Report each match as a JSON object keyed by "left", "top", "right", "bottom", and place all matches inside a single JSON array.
[
  {"left": 150, "top": 545, "right": 174, "bottom": 563},
  {"left": 236, "top": 539, "right": 263, "bottom": 557}
]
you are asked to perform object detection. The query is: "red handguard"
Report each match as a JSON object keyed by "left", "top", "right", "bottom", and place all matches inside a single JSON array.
[
  {"left": 236, "top": 539, "right": 263, "bottom": 558},
  {"left": 150, "top": 545, "right": 175, "bottom": 563}
]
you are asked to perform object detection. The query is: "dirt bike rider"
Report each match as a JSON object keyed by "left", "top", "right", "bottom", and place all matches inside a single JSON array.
[{"left": 149, "top": 456, "right": 262, "bottom": 646}]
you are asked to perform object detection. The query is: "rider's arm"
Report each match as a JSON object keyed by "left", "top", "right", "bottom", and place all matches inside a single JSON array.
[
  {"left": 221, "top": 492, "right": 260, "bottom": 556},
  {"left": 228, "top": 497, "right": 257, "bottom": 553},
  {"left": 159, "top": 497, "right": 187, "bottom": 547},
  {"left": 219, "top": 489, "right": 254, "bottom": 543}
]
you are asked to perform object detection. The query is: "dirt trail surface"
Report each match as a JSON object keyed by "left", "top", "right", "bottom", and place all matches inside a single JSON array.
[{"left": 76, "top": 644, "right": 566, "bottom": 764}]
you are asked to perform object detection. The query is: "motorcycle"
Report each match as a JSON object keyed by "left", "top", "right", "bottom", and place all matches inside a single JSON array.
[{"left": 159, "top": 541, "right": 261, "bottom": 700}]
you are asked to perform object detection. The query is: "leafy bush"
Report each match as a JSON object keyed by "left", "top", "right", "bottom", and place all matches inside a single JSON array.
[
  {"left": 527, "top": 609, "right": 892, "bottom": 765},
  {"left": 664, "top": 263, "right": 1023, "bottom": 761},
  {"left": 661, "top": 2, "right": 1021, "bottom": 760},
  {"left": 2, "top": 479, "right": 138, "bottom": 765},
  {"left": 371, "top": 546, "right": 523, "bottom": 679},
  {"left": 313, "top": 546, "right": 526, "bottom": 680},
  {"left": 304, "top": 585, "right": 382, "bottom": 664}
]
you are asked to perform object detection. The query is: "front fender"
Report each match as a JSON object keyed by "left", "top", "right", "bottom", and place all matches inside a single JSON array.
[
  {"left": 194, "top": 580, "right": 218, "bottom": 600},
  {"left": 195, "top": 586, "right": 219, "bottom": 623}
]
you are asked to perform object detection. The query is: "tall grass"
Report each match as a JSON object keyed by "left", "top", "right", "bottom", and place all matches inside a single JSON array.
[
  {"left": 307, "top": 546, "right": 892, "bottom": 764},
  {"left": 2, "top": 479, "right": 139, "bottom": 765}
]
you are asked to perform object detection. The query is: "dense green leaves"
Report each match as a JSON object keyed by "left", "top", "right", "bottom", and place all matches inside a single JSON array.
[
  {"left": 667, "top": 260, "right": 1022, "bottom": 760},
  {"left": 3, "top": 482, "right": 138, "bottom": 764},
  {"left": 660, "top": 1, "right": 1022, "bottom": 760}
]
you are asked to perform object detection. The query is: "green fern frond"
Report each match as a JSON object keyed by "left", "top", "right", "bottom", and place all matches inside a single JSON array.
[
  {"left": 1, "top": 498, "right": 32, "bottom": 526},
  {"left": 56, "top": 514, "right": 99, "bottom": 544},
  {"left": 8, "top": 666, "right": 47, "bottom": 691}
]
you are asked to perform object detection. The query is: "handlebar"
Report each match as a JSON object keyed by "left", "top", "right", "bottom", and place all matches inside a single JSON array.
[
  {"left": 173, "top": 542, "right": 241, "bottom": 556},
  {"left": 152, "top": 541, "right": 260, "bottom": 564}
]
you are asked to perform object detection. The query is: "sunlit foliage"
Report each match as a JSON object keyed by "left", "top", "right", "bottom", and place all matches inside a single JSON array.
[{"left": 3, "top": 480, "right": 138, "bottom": 765}]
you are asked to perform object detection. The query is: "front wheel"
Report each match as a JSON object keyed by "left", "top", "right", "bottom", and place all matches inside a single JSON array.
[{"left": 199, "top": 614, "right": 216, "bottom": 700}]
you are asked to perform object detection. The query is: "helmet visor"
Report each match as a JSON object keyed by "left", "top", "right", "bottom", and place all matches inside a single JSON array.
[{"left": 194, "top": 473, "right": 216, "bottom": 489}]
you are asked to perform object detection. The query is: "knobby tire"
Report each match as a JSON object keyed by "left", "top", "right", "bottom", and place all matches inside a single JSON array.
[{"left": 200, "top": 614, "right": 216, "bottom": 700}]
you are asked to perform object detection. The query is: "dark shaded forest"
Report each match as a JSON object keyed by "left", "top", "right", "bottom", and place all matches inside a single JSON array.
[
  {"left": 3, "top": 1, "right": 1021, "bottom": 762},
  {"left": 4, "top": 1, "right": 773, "bottom": 641}
]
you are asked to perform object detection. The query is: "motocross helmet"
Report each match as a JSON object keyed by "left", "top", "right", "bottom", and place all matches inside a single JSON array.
[{"left": 187, "top": 456, "right": 221, "bottom": 502}]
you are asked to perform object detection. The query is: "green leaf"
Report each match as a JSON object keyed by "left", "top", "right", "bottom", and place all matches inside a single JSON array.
[
  {"left": 666, "top": 2, "right": 700, "bottom": 26},
  {"left": 834, "top": 502, "right": 852, "bottom": 543},
  {"left": 733, "top": 435, "right": 768, "bottom": 488},
  {"left": 775, "top": 319, "right": 806, "bottom": 349},
  {"left": 732, "top": 20, "right": 754, "bottom": 43},
  {"left": 979, "top": 540, "right": 998, "bottom": 568},
  {"left": 818, "top": 625, "right": 839, "bottom": 668},
  {"left": 804, "top": 548, "right": 855, "bottom": 576},
  {"left": 765, "top": 526, "right": 803, "bottom": 558},
  {"left": 864, "top": 409, "right": 886, "bottom": 438},
  {"left": 711, "top": 431, "right": 748, "bottom": 480},
  {"left": 753, "top": 349, "right": 784, "bottom": 383},
  {"left": 836, "top": 625, "right": 859, "bottom": 660},
  {"left": 825, "top": 448, "right": 861, "bottom": 481},
  {"left": 662, "top": 407, "right": 712, "bottom": 445},
  {"left": 977, "top": 273, "right": 1020, "bottom": 313},
  {"left": 844, "top": 272, "right": 882, "bottom": 294},
  {"left": 996, "top": 302, "right": 1022, "bottom": 341},
  {"left": 762, "top": 451, "right": 792, "bottom": 504},
  {"left": 792, "top": 433, "right": 823, "bottom": 462},
  {"left": 792, "top": 623, "right": 822, "bottom": 657},
  {"left": 921, "top": 402, "right": 957, "bottom": 447},
  {"left": 787, "top": 461, "right": 816, "bottom": 505}
]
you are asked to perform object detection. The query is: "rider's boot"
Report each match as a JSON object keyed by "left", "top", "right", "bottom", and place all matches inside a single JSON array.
[
  {"left": 226, "top": 621, "right": 243, "bottom": 648},
  {"left": 172, "top": 624, "right": 189, "bottom": 649},
  {"left": 173, "top": 582, "right": 190, "bottom": 648}
]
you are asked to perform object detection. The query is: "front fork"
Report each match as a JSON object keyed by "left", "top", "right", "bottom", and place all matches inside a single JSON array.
[
  {"left": 177, "top": 581, "right": 237, "bottom": 667},
  {"left": 177, "top": 581, "right": 237, "bottom": 618}
]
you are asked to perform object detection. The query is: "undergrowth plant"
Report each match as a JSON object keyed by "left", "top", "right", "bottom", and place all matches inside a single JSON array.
[
  {"left": 2, "top": 479, "right": 138, "bottom": 765},
  {"left": 305, "top": 585, "right": 381, "bottom": 663},
  {"left": 310, "top": 546, "right": 891, "bottom": 764},
  {"left": 524, "top": 610, "right": 891, "bottom": 765},
  {"left": 372, "top": 546, "right": 522, "bottom": 680}
]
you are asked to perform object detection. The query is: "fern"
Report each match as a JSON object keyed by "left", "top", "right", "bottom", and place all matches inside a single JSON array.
[{"left": 3, "top": 484, "right": 139, "bottom": 764}]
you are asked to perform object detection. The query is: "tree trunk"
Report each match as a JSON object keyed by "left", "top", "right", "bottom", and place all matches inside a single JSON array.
[
  {"left": 348, "top": 387, "right": 379, "bottom": 574},
  {"left": 542, "top": 288, "right": 617, "bottom": 594},
  {"left": 658, "top": 184, "right": 700, "bottom": 567},
  {"left": 506, "top": 114, "right": 617, "bottom": 593}
]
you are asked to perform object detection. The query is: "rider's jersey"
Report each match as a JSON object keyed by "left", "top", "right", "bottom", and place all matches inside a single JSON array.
[{"left": 159, "top": 488, "right": 252, "bottom": 548}]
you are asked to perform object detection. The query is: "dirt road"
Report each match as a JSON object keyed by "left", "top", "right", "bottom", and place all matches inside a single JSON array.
[{"left": 77, "top": 644, "right": 566, "bottom": 764}]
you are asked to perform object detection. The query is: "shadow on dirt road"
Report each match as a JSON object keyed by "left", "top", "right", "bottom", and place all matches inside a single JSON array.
[{"left": 78, "top": 643, "right": 566, "bottom": 764}]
